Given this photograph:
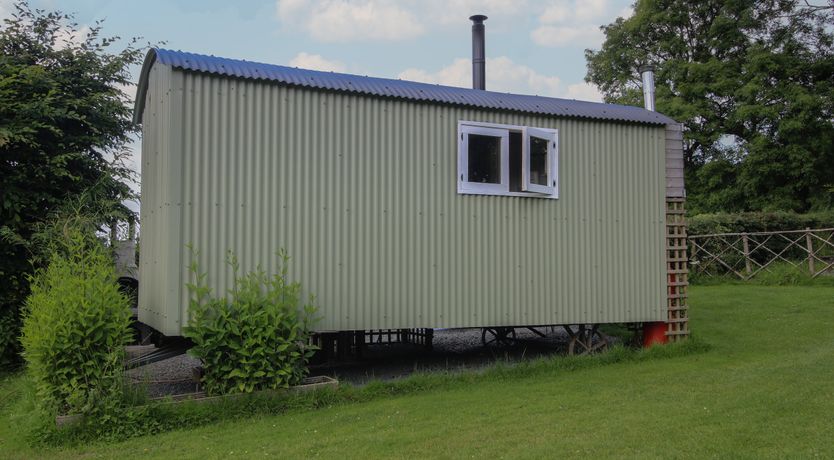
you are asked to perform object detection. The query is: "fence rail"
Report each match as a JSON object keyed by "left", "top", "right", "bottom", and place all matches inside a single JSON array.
[{"left": 688, "top": 227, "right": 834, "bottom": 279}]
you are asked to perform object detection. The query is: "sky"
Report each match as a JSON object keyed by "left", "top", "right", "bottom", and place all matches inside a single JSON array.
[{"left": 2, "top": 0, "right": 636, "bottom": 207}]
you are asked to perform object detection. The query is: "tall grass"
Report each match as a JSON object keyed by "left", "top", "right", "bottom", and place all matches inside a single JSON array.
[{"left": 690, "top": 261, "right": 834, "bottom": 286}]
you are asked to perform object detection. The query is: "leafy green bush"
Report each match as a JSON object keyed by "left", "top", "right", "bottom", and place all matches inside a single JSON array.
[
  {"left": 21, "top": 223, "right": 132, "bottom": 416},
  {"left": 689, "top": 211, "right": 834, "bottom": 236},
  {"left": 184, "top": 249, "right": 318, "bottom": 395}
]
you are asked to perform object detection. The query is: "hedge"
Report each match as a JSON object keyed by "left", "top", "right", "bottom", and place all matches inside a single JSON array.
[{"left": 688, "top": 211, "right": 834, "bottom": 236}]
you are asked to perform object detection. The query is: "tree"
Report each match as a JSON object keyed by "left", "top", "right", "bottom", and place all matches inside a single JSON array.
[
  {"left": 585, "top": 0, "right": 834, "bottom": 213},
  {"left": 0, "top": 1, "right": 144, "bottom": 366}
]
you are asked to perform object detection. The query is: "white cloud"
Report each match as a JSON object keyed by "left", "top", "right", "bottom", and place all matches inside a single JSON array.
[
  {"left": 274, "top": 0, "right": 528, "bottom": 42},
  {"left": 399, "top": 57, "right": 604, "bottom": 101},
  {"left": 289, "top": 52, "right": 347, "bottom": 72},
  {"left": 539, "top": 0, "right": 610, "bottom": 24},
  {"left": 273, "top": 0, "right": 629, "bottom": 46},
  {"left": 399, "top": 58, "right": 470, "bottom": 88},
  {"left": 619, "top": 6, "right": 635, "bottom": 20},
  {"left": 532, "top": 0, "right": 625, "bottom": 48},
  {"left": 398, "top": 57, "right": 604, "bottom": 101},
  {"left": 426, "top": 0, "right": 527, "bottom": 24},
  {"left": 308, "top": 1, "right": 423, "bottom": 42},
  {"left": 563, "top": 82, "right": 603, "bottom": 101},
  {"left": 574, "top": 0, "right": 609, "bottom": 22},
  {"left": 276, "top": 0, "right": 307, "bottom": 20},
  {"left": 485, "top": 56, "right": 562, "bottom": 96},
  {"left": 530, "top": 24, "right": 603, "bottom": 48},
  {"left": 539, "top": 3, "right": 570, "bottom": 24},
  {"left": 276, "top": 1, "right": 424, "bottom": 42}
]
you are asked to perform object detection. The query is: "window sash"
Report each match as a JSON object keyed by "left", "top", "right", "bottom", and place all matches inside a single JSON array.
[
  {"left": 522, "top": 127, "right": 558, "bottom": 196},
  {"left": 458, "top": 125, "right": 509, "bottom": 195}
]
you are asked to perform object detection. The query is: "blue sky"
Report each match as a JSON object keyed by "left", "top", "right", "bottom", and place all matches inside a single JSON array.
[
  {"left": 12, "top": 0, "right": 635, "bottom": 99},
  {"left": 2, "top": 0, "right": 635, "bottom": 204}
]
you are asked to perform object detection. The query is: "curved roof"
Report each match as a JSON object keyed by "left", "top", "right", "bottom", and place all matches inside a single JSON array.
[{"left": 133, "top": 48, "right": 676, "bottom": 125}]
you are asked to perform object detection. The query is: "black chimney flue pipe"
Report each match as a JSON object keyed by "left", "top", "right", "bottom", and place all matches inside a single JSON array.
[{"left": 470, "top": 14, "right": 487, "bottom": 90}]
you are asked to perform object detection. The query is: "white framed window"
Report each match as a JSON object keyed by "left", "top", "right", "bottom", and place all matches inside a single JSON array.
[{"left": 457, "top": 121, "right": 559, "bottom": 199}]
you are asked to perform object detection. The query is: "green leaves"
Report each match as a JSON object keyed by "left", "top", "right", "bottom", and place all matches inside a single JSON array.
[
  {"left": 688, "top": 210, "right": 834, "bottom": 235},
  {"left": 586, "top": 0, "right": 834, "bottom": 213},
  {"left": 1, "top": 0, "right": 147, "bottom": 366},
  {"left": 183, "top": 249, "right": 318, "bottom": 396},
  {"left": 20, "top": 222, "right": 132, "bottom": 416}
]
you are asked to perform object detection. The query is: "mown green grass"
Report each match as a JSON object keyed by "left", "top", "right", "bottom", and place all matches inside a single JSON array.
[{"left": 2, "top": 285, "right": 833, "bottom": 459}]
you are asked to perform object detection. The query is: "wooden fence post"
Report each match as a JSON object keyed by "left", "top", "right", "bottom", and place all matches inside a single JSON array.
[
  {"left": 806, "top": 227, "right": 815, "bottom": 276},
  {"left": 690, "top": 239, "right": 697, "bottom": 264},
  {"left": 742, "top": 233, "right": 752, "bottom": 278}
]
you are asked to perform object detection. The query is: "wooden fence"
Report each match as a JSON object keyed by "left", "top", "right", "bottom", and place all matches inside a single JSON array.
[{"left": 689, "top": 228, "right": 834, "bottom": 279}]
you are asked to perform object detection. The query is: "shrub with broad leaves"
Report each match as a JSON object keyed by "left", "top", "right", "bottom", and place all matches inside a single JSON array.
[
  {"left": 184, "top": 249, "right": 318, "bottom": 395},
  {"left": 21, "top": 221, "right": 132, "bottom": 416}
]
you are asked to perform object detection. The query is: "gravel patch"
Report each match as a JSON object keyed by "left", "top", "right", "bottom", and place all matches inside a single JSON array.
[{"left": 126, "top": 353, "right": 202, "bottom": 398}]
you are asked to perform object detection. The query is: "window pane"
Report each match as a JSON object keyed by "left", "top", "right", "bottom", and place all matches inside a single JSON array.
[
  {"left": 468, "top": 134, "right": 501, "bottom": 184},
  {"left": 529, "top": 136, "right": 548, "bottom": 186},
  {"left": 509, "top": 132, "right": 522, "bottom": 192}
]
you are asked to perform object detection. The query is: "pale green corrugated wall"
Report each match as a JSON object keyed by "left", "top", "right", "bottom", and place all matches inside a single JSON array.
[
  {"left": 138, "top": 66, "right": 668, "bottom": 335},
  {"left": 137, "top": 64, "right": 179, "bottom": 335}
]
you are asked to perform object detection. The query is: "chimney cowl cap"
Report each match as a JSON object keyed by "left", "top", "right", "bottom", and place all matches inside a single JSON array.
[
  {"left": 638, "top": 64, "right": 655, "bottom": 73},
  {"left": 469, "top": 14, "right": 488, "bottom": 23}
]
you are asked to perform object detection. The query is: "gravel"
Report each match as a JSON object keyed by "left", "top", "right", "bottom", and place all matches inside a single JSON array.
[{"left": 126, "top": 351, "right": 201, "bottom": 398}]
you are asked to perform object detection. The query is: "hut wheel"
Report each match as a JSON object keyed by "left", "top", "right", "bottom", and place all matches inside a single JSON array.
[
  {"left": 566, "top": 324, "right": 608, "bottom": 356},
  {"left": 481, "top": 327, "right": 517, "bottom": 347}
]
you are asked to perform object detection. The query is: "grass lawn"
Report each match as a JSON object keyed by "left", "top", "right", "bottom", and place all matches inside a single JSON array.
[{"left": 2, "top": 284, "right": 833, "bottom": 459}]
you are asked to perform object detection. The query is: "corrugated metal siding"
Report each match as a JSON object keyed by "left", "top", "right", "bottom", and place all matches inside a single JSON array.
[
  {"left": 665, "top": 123, "right": 685, "bottom": 198},
  {"left": 137, "top": 64, "right": 181, "bottom": 335},
  {"left": 138, "top": 67, "right": 669, "bottom": 334}
]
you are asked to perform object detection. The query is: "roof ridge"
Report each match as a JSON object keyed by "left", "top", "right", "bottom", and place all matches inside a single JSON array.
[{"left": 134, "top": 48, "right": 677, "bottom": 126}]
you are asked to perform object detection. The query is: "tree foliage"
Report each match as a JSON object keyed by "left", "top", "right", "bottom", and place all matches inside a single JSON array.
[
  {"left": 585, "top": 0, "right": 834, "bottom": 213},
  {"left": 0, "top": 1, "right": 144, "bottom": 366}
]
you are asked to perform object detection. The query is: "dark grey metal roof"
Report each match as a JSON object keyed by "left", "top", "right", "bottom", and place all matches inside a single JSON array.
[{"left": 134, "top": 48, "right": 676, "bottom": 125}]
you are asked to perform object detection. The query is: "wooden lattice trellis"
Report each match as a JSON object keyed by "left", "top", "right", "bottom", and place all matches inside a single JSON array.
[
  {"left": 666, "top": 199, "right": 689, "bottom": 340},
  {"left": 689, "top": 228, "right": 834, "bottom": 279}
]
